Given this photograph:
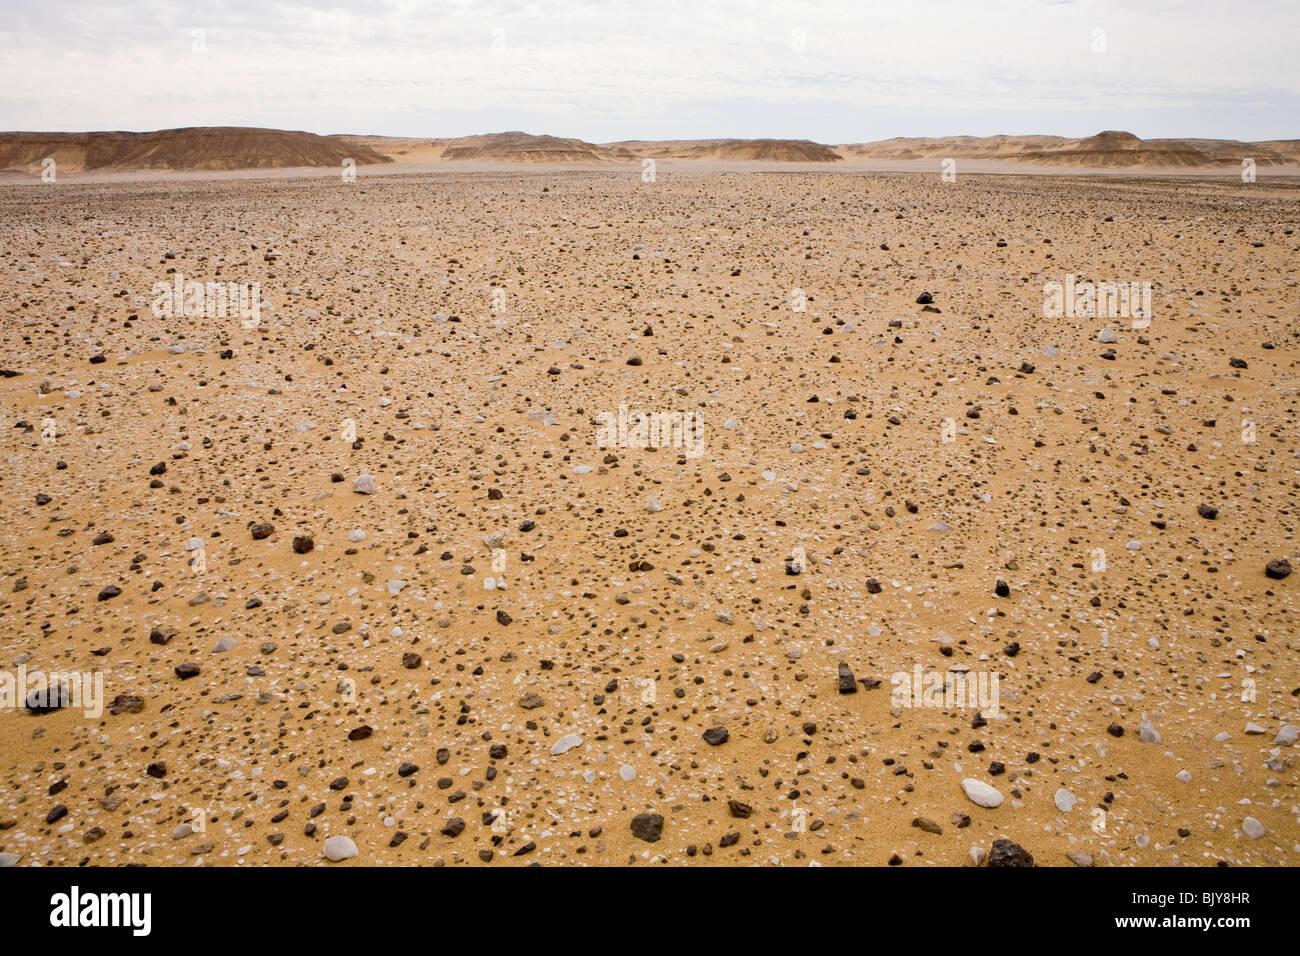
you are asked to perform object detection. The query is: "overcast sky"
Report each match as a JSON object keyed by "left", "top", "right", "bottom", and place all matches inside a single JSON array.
[{"left": 2, "top": 0, "right": 1295, "bottom": 142}]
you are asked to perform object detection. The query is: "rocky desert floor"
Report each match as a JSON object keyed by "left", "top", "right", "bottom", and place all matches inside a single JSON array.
[{"left": 0, "top": 168, "right": 1296, "bottom": 867}]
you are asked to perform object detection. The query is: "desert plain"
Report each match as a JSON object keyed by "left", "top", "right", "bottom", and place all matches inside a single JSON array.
[{"left": 0, "top": 160, "right": 1296, "bottom": 867}]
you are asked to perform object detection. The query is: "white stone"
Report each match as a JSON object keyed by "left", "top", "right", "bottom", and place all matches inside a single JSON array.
[
  {"left": 961, "top": 778, "right": 1004, "bottom": 808},
  {"left": 348, "top": 530, "right": 366, "bottom": 542},
  {"left": 645, "top": 496, "right": 662, "bottom": 513},
  {"left": 1139, "top": 720, "right": 1162, "bottom": 744},
  {"left": 1175, "top": 770, "right": 1192, "bottom": 783},
  {"left": 1245, "top": 722, "right": 1267, "bottom": 735},
  {"left": 1275, "top": 725, "right": 1298, "bottom": 746},
  {"left": 1241, "top": 817, "right": 1266, "bottom": 839},
  {"left": 353, "top": 474, "right": 376, "bottom": 495},
  {"left": 387, "top": 580, "right": 406, "bottom": 595},
  {"left": 1054, "top": 788, "right": 1076, "bottom": 813},
  {"left": 550, "top": 733, "right": 583, "bottom": 755},
  {"left": 619, "top": 765, "right": 636, "bottom": 781},
  {"left": 1098, "top": 327, "right": 1118, "bottom": 343},
  {"left": 323, "top": 836, "right": 359, "bottom": 861}
]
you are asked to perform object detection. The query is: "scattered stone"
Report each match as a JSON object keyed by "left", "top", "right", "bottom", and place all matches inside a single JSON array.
[
  {"left": 961, "top": 778, "right": 1004, "bottom": 808},
  {"left": 25, "top": 683, "right": 71, "bottom": 714},
  {"left": 1139, "top": 720, "right": 1162, "bottom": 744},
  {"left": 837, "top": 661, "right": 857, "bottom": 693},
  {"left": 1265, "top": 559, "right": 1291, "bottom": 580},
  {"left": 630, "top": 812, "right": 663, "bottom": 842},
  {"left": 550, "top": 733, "right": 583, "bottom": 755},
  {"left": 322, "top": 836, "right": 358, "bottom": 861},
  {"left": 987, "top": 838, "right": 1035, "bottom": 867},
  {"left": 108, "top": 694, "right": 145, "bottom": 715}
]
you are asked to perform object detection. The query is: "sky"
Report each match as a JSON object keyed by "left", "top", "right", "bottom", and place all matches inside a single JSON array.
[{"left": 1, "top": 0, "right": 1296, "bottom": 143}]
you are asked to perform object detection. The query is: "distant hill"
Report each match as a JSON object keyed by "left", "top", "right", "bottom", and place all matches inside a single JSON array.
[
  {"left": 0, "top": 127, "right": 391, "bottom": 174},
  {"left": 837, "top": 130, "right": 1300, "bottom": 167},
  {"left": 1, "top": 127, "right": 1295, "bottom": 174},
  {"left": 607, "top": 138, "right": 841, "bottom": 162},
  {"left": 335, "top": 131, "right": 639, "bottom": 165},
  {"left": 338, "top": 132, "right": 840, "bottom": 164}
]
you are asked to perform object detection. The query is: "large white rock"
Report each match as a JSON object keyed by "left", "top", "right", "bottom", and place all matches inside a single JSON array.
[
  {"left": 323, "top": 836, "right": 359, "bottom": 861},
  {"left": 1275, "top": 725, "right": 1298, "bottom": 746},
  {"left": 1054, "top": 788, "right": 1076, "bottom": 813},
  {"left": 550, "top": 733, "right": 583, "bottom": 755},
  {"left": 961, "top": 778, "right": 1004, "bottom": 808},
  {"left": 353, "top": 474, "right": 376, "bottom": 495},
  {"left": 1241, "top": 817, "right": 1266, "bottom": 840}
]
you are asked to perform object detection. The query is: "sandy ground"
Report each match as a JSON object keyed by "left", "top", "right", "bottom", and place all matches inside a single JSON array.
[{"left": 0, "top": 167, "right": 1295, "bottom": 867}]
